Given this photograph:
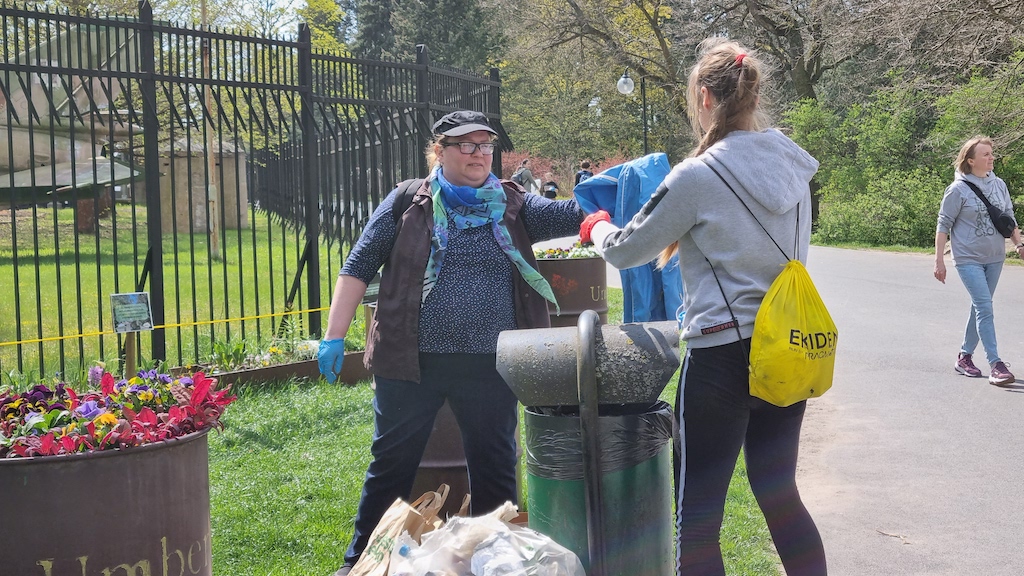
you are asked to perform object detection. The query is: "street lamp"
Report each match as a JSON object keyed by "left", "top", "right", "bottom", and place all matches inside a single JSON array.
[{"left": 616, "top": 69, "right": 648, "bottom": 155}]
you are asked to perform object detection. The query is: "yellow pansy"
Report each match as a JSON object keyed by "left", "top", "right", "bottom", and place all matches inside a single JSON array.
[{"left": 93, "top": 413, "right": 118, "bottom": 427}]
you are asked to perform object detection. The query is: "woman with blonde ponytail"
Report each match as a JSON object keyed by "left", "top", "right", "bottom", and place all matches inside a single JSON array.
[{"left": 579, "top": 40, "right": 826, "bottom": 575}]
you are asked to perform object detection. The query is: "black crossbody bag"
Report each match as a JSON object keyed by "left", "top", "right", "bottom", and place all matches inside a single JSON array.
[{"left": 962, "top": 180, "right": 1016, "bottom": 238}]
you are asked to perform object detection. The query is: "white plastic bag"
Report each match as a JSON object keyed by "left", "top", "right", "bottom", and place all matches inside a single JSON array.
[
  {"left": 470, "top": 532, "right": 525, "bottom": 576},
  {"left": 387, "top": 503, "right": 584, "bottom": 576}
]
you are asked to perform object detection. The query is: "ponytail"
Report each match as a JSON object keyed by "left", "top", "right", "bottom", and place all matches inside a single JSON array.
[{"left": 659, "top": 40, "right": 767, "bottom": 268}]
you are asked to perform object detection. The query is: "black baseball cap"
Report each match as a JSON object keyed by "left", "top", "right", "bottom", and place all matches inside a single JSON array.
[{"left": 431, "top": 110, "right": 497, "bottom": 137}]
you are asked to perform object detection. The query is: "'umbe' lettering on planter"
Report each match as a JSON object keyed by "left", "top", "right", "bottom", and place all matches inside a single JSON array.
[{"left": 33, "top": 535, "right": 209, "bottom": 576}]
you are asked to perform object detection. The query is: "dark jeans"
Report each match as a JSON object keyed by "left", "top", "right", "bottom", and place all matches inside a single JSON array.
[
  {"left": 343, "top": 353, "right": 519, "bottom": 566},
  {"left": 675, "top": 340, "right": 826, "bottom": 576}
]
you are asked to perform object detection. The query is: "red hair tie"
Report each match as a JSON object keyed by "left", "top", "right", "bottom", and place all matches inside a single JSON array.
[{"left": 735, "top": 53, "right": 747, "bottom": 67}]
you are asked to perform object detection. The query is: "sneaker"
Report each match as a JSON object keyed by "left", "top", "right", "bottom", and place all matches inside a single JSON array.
[
  {"left": 955, "top": 353, "right": 983, "bottom": 377},
  {"left": 989, "top": 361, "right": 1015, "bottom": 386},
  {"left": 333, "top": 565, "right": 353, "bottom": 576}
]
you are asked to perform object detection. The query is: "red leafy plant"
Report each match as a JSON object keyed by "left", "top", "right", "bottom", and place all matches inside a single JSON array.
[{"left": 0, "top": 369, "right": 235, "bottom": 458}]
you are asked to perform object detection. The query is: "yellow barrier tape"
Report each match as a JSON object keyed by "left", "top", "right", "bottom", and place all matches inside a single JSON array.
[{"left": 0, "top": 306, "right": 332, "bottom": 348}]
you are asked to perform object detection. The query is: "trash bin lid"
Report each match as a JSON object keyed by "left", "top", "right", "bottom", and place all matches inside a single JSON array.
[{"left": 496, "top": 321, "right": 680, "bottom": 406}]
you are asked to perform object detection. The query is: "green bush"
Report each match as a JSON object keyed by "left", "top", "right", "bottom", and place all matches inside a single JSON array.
[{"left": 814, "top": 168, "right": 945, "bottom": 247}]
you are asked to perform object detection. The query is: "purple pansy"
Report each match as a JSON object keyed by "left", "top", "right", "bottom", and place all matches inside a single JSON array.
[{"left": 75, "top": 400, "right": 104, "bottom": 419}]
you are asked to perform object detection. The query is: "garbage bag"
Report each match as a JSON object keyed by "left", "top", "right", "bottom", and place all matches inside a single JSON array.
[{"left": 388, "top": 503, "right": 585, "bottom": 576}]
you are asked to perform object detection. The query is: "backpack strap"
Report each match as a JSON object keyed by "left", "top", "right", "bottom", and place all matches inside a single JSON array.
[
  {"left": 961, "top": 179, "right": 996, "bottom": 210},
  {"left": 699, "top": 156, "right": 796, "bottom": 362},
  {"left": 391, "top": 178, "right": 425, "bottom": 225},
  {"left": 962, "top": 179, "right": 1015, "bottom": 238}
]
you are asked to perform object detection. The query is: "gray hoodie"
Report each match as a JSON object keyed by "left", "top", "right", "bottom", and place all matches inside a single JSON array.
[
  {"left": 592, "top": 129, "right": 818, "bottom": 349},
  {"left": 936, "top": 171, "right": 1016, "bottom": 266}
]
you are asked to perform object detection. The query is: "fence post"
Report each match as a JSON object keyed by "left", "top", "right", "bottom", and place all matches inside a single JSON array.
[
  {"left": 139, "top": 0, "right": 165, "bottom": 362},
  {"left": 415, "top": 45, "right": 431, "bottom": 177},
  {"left": 489, "top": 66, "right": 502, "bottom": 177},
  {"left": 298, "top": 23, "right": 322, "bottom": 337}
]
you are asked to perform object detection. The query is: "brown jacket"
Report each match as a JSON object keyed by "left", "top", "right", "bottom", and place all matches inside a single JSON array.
[{"left": 364, "top": 179, "right": 551, "bottom": 382}]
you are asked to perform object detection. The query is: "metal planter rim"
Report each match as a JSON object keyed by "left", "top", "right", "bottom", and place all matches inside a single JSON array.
[{"left": 0, "top": 426, "right": 212, "bottom": 466}]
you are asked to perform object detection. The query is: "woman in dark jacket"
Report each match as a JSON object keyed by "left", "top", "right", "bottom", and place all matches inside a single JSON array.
[{"left": 318, "top": 110, "right": 584, "bottom": 576}]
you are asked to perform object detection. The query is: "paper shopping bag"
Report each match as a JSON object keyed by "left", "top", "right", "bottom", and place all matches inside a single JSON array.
[{"left": 348, "top": 484, "right": 449, "bottom": 576}]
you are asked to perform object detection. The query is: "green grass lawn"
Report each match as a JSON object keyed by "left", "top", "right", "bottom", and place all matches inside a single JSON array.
[
  {"left": 208, "top": 288, "right": 779, "bottom": 575},
  {"left": 0, "top": 204, "right": 354, "bottom": 381}
]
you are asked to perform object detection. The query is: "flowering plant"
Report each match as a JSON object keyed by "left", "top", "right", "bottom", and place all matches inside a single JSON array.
[
  {"left": 534, "top": 241, "right": 601, "bottom": 259},
  {"left": 208, "top": 340, "right": 318, "bottom": 373},
  {"left": 0, "top": 368, "right": 236, "bottom": 459}
]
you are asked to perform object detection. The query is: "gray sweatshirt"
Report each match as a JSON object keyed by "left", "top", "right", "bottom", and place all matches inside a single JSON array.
[
  {"left": 591, "top": 129, "right": 818, "bottom": 349},
  {"left": 936, "top": 171, "right": 1017, "bottom": 266}
]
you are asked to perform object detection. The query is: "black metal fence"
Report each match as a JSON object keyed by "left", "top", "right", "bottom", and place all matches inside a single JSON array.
[{"left": 0, "top": 0, "right": 506, "bottom": 378}]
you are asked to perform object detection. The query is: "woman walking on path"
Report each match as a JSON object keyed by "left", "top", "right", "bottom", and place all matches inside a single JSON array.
[
  {"left": 317, "top": 110, "right": 584, "bottom": 576},
  {"left": 579, "top": 40, "right": 827, "bottom": 575},
  {"left": 934, "top": 136, "right": 1024, "bottom": 385}
]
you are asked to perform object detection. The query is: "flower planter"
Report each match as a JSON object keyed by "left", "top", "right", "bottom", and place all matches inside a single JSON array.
[
  {"left": 0, "top": 429, "right": 213, "bottom": 575},
  {"left": 536, "top": 256, "right": 609, "bottom": 327},
  {"left": 409, "top": 400, "right": 470, "bottom": 519},
  {"left": 175, "top": 351, "right": 372, "bottom": 388}
]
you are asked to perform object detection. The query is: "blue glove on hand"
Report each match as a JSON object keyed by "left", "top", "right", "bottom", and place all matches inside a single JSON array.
[{"left": 318, "top": 338, "right": 346, "bottom": 384}]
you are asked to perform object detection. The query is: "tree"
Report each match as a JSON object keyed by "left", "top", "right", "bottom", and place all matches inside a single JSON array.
[
  {"left": 929, "top": 54, "right": 1024, "bottom": 206},
  {"left": 686, "top": 0, "right": 874, "bottom": 101},
  {"left": 351, "top": 0, "right": 396, "bottom": 60},
  {"left": 225, "top": 0, "right": 296, "bottom": 38},
  {"left": 148, "top": 0, "right": 236, "bottom": 27},
  {"left": 349, "top": 0, "right": 502, "bottom": 73},
  {"left": 784, "top": 93, "right": 946, "bottom": 247},
  {"left": 390, "top": 0, "right": 505, "bottom": 73},
  {"left": 496, "top": 0, "right": 692, "bottom": 167},
  {"left": 514, "top": 0, "right": 876, "bottom": 113},
  {"left": 859, "top": 0, "right": 1024, "bottom": 87},
  {"left": 297, "top": 0, "right": 349, "bottom": 53},
  {"left": 500, "top": 47, "right": 620, "bottom": 171},
  {"left": 512, "top": 0, "right": 687, "bottom": 114}
]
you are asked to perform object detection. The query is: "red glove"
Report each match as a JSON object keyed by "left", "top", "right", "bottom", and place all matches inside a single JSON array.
[{"left": 580, "top": 210, "right": 611, "bottom": 244}]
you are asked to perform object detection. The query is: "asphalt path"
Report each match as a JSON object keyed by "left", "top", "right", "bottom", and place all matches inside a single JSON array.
[{"left": 799, "top": 246, "right": 1024, "bottom": 576}]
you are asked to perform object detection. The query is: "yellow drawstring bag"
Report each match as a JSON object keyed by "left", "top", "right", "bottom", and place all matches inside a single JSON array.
[
  {"left": 702, "top": 158, "right": 838, "bottom": 407},
  {"left": 748, "top": 260, "right": 837, "bottom": 407}
]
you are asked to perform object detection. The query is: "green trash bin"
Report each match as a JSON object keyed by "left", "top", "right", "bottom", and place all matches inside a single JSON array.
[{"left": 525, "top": 401, "right": 674, "bottom": 576}]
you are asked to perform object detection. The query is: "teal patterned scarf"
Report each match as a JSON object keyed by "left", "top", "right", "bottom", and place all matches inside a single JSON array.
[{"left": 423, "top": 166, "right": 559, "bottom": 312}]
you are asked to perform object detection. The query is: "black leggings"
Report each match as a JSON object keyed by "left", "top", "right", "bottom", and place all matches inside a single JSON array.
[{"left": 675, "top": 340, "right": 826, "bottom": 575}]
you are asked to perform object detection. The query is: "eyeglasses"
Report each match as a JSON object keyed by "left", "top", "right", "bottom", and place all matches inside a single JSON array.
[{"left": 444, "top": 141, "right": 497, "bottom": 155}]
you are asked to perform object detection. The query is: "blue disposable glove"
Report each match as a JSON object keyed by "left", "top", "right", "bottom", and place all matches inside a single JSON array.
[{"left": 318, "top": 338, "right": 346, "bottom": 384}]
